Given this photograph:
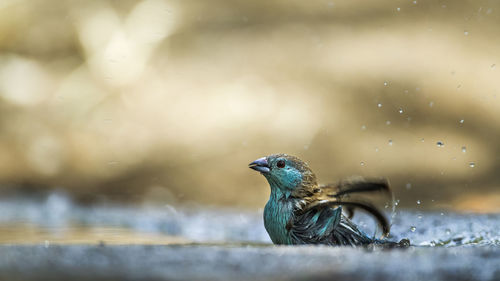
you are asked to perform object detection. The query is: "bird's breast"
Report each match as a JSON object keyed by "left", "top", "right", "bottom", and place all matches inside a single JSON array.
[{"left": 263, "top": 199, "right": 295, "bottom": 245}]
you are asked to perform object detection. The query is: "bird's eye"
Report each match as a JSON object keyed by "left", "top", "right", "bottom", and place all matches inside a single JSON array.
[{"left": 276, "top": 160, "right": 285, "bottom": 168}]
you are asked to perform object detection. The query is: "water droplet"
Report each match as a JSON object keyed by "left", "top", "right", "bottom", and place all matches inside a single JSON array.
[
  {"left": 396, "top": 7, "right": 400, "bottom": 11},
  {"left": 377, "top": 103, "right": 383, "bottom": 108},
  {"left": 410, "top": 226, "right": 416, "bottom": 232},
  {"left": 386, "top": 120, "right": 391, "bottom": 125},
  {"left": 464, "top": 31, "right": 469, "bottom": 36},
  {"left": 417, "top": 214, "right": 423, "bottom": 219},
  {"left": 394, "top": 199, "right": 400, "bottom": 206},
  {"left": 383, "top": 81, "right": 388, "bottom": 86},
  {"left": 399, "top": 108, "right": 403, "bottom": 114},
  {"left": 445, "top": 229, "right": 451, "bottom": 235},
  {"left": 361, "top": 125, "right": 367, "bottom": 130},
  {"left": 388, "top": 139, "right": 393, "bottom": 146},
  {"left": 429, "top": 101, "right": 434, "bottom": 107},
  {"left": 459, "top": 119, "right": 464, "bottom": 124},
  {"left": 413, "top": 0, "right": 417, "bottom": 4},
  {"left": 360, "top": 162, "right": 365, "bottom": 166},
  {"left": 469, "top": 162, "right": 475, "bottom": 168},
  {"left": 416, "top": 200, "right": 421, "bottom": 205},
  {"left": 440, "top": 212, "right": 444, "bottom": 216},
  {"left": 461, "top": 146, "right": 467, "bottom": 153},
  {"left": 436, "top": 141, "right": 444, "bottom": 147},
  {"left": 406, "top": 183, "right": 412, "bottom": 189}
]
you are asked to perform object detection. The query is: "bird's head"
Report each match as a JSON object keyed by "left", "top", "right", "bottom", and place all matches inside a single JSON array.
[{"left": 249, "top": 154, "right": 317, "bottom": 194}]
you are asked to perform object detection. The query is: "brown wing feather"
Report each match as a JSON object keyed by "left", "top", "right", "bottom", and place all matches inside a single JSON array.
[
  {"left": 316, "top": 179, "right": 392, "bottom": 220},
  {"left": 299, "top": 199, "right": 390, "bottom": 238},
  {"left": 335, "top": 180, "right": 390, "bottom": 197},
  {"left": 320, "top": 179, "right": 391, "bottom": 197}
]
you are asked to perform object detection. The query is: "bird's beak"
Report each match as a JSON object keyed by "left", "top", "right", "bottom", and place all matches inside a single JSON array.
[{"left": 249, "top": 157, "right": 270, "bottom": 173}]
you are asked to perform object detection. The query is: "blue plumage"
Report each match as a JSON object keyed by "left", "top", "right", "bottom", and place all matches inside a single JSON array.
[{"left": 250, "top": 154, "right": 408, "bottom": 247}]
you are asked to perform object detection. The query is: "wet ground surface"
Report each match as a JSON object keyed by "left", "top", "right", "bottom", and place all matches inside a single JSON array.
[
  {"left": 0, "top": 244, "right": 498, "bottom": 281},
  {"left": 0, "top": 193, "right": 498, "bottom": 280}
]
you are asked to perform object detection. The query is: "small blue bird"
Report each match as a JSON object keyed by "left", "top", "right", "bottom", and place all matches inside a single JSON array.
[{"left": 249, "top": 154, "right": 408, "bottom": 247}]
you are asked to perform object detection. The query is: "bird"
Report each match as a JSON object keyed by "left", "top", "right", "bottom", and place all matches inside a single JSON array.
[{"left": 249, "top": 153, "right": 409, "bottom": 247}]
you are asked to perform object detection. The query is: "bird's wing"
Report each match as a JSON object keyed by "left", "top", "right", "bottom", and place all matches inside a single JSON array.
[
  {"left": 288, "top": 204, "right": 343, "bottom": 244},
  {"left": 298, "top": 198, "right": 390, "bottom": 238},
  {"left": 319, "top": 179, "right": 391, "bottom": 219},
  {"left": 289, "top": 200, "right": 386, "bottom": 245},
  {"left": 320, "top": 178, "right": 391, "bottom": 197}
]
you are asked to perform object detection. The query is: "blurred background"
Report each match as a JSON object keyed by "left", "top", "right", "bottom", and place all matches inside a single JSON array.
[{"left": 0, "top": 0, "right": 499, "bottom": 244}]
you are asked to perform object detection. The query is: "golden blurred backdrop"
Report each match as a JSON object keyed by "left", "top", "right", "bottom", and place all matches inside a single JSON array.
[{"left": 0, "top": 0, "right": 499, "bottom": 212}]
